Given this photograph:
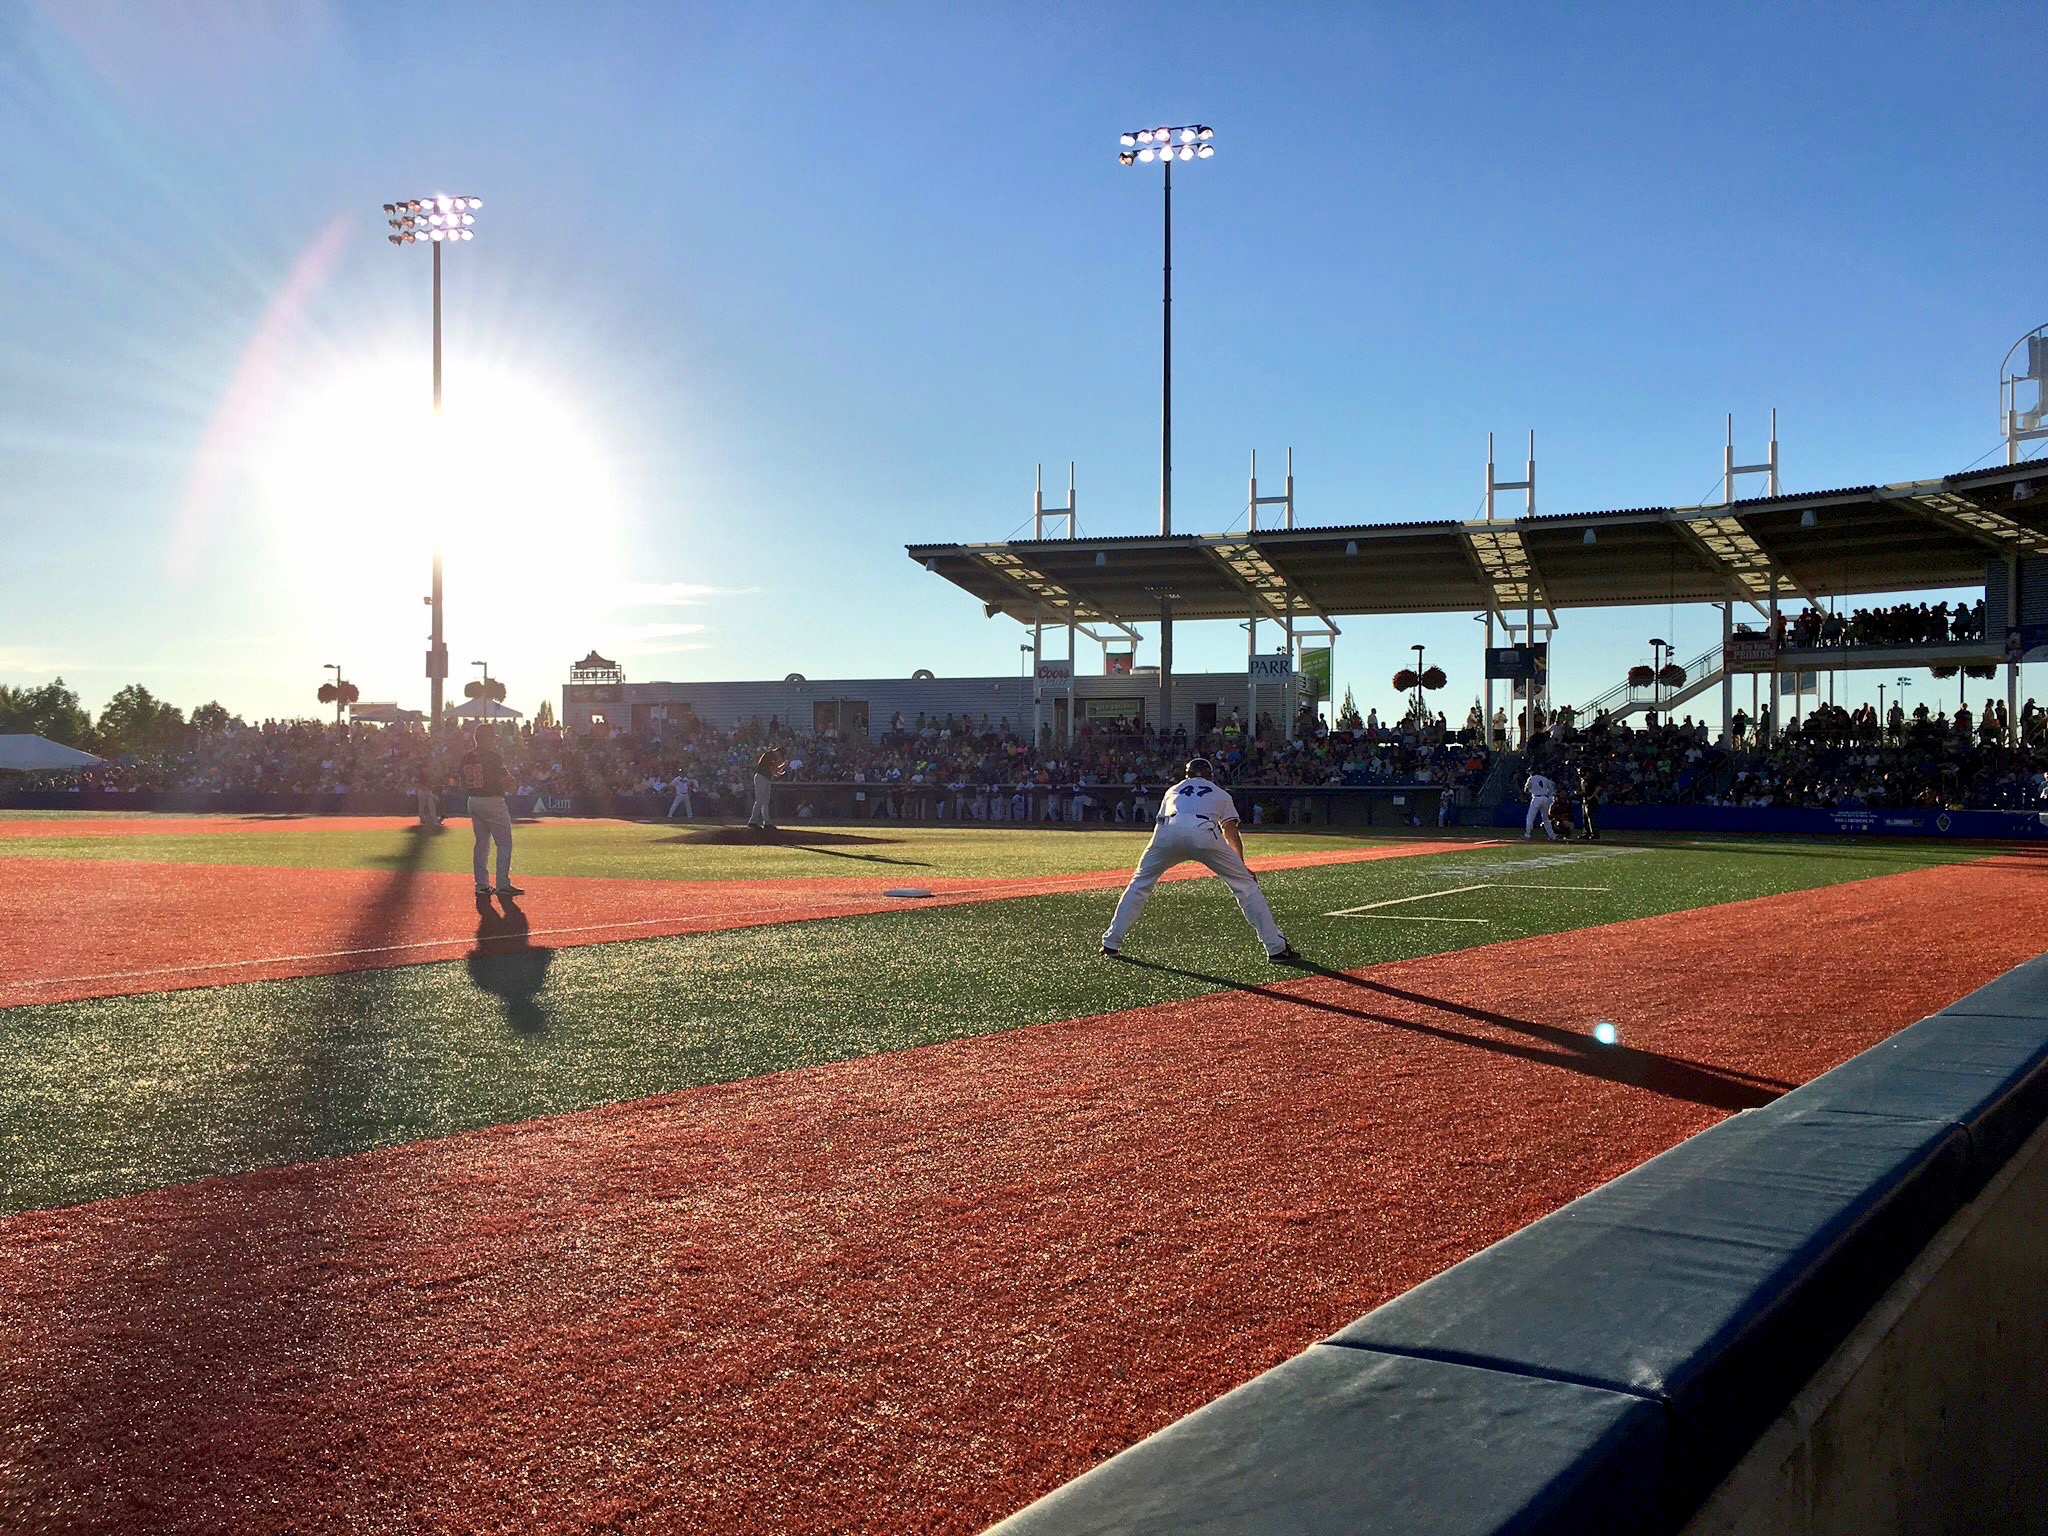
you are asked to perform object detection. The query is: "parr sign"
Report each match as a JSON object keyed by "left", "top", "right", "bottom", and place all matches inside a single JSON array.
[{"left": 1248, "top": 653, "right": 1294, "bottom": 682}]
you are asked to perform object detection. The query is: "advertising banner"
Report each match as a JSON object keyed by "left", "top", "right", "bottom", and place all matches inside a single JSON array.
[
  {"left": 1083, "top": 698, "right": 1142, "bottom": 722},
  {"left": 1299, "top": 648, "right": 1332, "bottom": 700},
  {"left": 1034, "top": 659, "right": 1073, "bottom": 683},
  {"left": 1723, "top": 634, "right": 1779, "bottom": 672},
  {"left": 1247, "top": 653, "right": 1294, "bottom": 682},
  {"left": 1104, "top": 652, "right": 1134, "bottom": 676}
]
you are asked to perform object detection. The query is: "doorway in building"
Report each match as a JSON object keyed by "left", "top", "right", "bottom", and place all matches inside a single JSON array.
[{"left": 1195, "top": 702, "right": 1218, "bottom": 736}]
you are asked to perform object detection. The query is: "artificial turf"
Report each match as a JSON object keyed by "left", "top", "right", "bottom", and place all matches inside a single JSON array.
[
  {"left": 0, "top": 819, "right": 1382, "bottom": 881},
  {"left": 0, "top": 834, "right": 1986, "bottom": 1215}
]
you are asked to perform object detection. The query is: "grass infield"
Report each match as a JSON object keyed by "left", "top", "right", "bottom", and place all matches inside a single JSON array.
[{"left": 0, "top": 828, "right": 1982, "bottom": 1215}]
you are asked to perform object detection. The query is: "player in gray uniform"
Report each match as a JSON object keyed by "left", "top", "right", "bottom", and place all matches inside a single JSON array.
[
  {"left": 1101, "top": 758, "right": 1300, "bottom": 962},
  {"left": 1523, "top": 767, "right": 1558, "bottom": 840}
]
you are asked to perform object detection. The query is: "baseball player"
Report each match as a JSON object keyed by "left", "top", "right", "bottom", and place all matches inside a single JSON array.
[
  {"left": 747, "top": 747, "right": 785, "bottom": 832},
  {"left": 1523, "top": 766, "right": 1558, "bottom": 840},
  {"left": 460, "top": 723, "right": 523, "bottom": 896},
  {"left": 666, "top": 772, "right": 696, "bottom": 820},
  {"left": 1100, "top": 758, "right": 1300, "bottom": 962}
]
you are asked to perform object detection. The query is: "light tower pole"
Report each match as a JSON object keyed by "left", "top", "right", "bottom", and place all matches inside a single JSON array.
[
  {"left": 325, "top": 663, "right": 345, "bottom": 726},
  {"left": 382, "top": 192, "right": 483, "bottom": 724},
  {"left": 1118, "top": 124, "right": 1214, "bottom": 741}
]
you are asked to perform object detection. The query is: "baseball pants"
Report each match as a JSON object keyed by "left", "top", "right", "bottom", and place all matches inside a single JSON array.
[
  {"left": 1525, "top": 796, "right": 1556, "bottom": 838},
  {"left": 667, "top": 788, "right": 693, "bottom": 818},
  {"left": 1103, "top": 817, "right": 1288, "bottom": 956},
  {"left": 747, "top": 774, "right": 774, "bottom": 828},
  {"left": 469, "top": 795, "right": 514, "bottom": 887}
]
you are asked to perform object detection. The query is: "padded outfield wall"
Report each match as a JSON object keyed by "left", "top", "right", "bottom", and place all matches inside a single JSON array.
[{"left": 988, "top": 954, "right": 2048, "bottom": 1535}]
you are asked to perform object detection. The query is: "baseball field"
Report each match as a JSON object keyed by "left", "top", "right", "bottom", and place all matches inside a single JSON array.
[{"left": 3, "top": 812, "right": 2044, "bottom": 1533}]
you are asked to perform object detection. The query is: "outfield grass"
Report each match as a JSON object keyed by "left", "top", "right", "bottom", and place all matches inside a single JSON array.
[
  {"left": 0, "top": 835, "right": 1986, "bottom": 1215},
  {"left": 0, "top": 819, "right": 1394, "bottom": 880}
]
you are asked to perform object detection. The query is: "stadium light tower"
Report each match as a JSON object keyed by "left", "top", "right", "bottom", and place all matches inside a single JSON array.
[
  {"left": 382, "top": 192, "right": 483, "bottom": 724},
  {"left": 1117, "top": 123, "right": 1214, "bottom": 742}
]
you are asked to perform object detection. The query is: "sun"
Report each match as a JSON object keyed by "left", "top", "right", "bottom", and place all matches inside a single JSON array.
[
  {"left": 258, "top": 355, "right": 618, "bottom": 559},
  {"left": 253, "top": 353, "right": 629, "bottom": 701}
]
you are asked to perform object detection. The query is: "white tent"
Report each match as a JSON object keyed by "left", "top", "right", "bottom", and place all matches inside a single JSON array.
[
  {"left": 0, "top": 734, "right": 104, "bottom": 771},
  {"left": 448, "top": 697, "right": 524, "bottom": 720}
]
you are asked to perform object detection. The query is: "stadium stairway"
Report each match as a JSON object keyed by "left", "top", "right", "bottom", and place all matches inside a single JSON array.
[{"left": 985, "top": 953, "right": 2048, "bottom": 1535}]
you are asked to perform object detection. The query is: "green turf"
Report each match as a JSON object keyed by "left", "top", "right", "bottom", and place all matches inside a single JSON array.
[
  {"left": 0, "top": 836, "right": 1986, "bottom": 1216},
  {"left": 0, "top": 819, "right": 1391, "bottom": 880}
]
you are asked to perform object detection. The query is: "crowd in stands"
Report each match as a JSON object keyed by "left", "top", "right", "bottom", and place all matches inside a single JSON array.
[
  {"left": 1529, "top": 692, "right": 2048, "bottom": 816},
  {"left": 1773, "top": 597, "right": 1989, "bottom": 649},
  {"left": 39, "top": 703, "right": 1494, "bottom": 824}
]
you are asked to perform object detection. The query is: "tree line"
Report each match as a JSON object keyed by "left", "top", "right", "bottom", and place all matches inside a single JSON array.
[{"left": 0, "top": 679, "right": 238, "bottom": 757}]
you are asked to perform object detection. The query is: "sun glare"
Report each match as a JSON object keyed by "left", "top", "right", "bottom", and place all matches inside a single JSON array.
[{"left": 255, "top": 355, "right": 627, "bottom": 704}]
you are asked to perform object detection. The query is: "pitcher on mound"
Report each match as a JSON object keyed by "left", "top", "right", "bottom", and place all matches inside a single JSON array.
[{"left": 1101, "top": 758, "right": 1301, "bottom": 962}]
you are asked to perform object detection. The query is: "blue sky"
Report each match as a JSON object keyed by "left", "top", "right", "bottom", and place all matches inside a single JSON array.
[{"left": 2, "top": 1, "right": 2043, "bottom": 726}]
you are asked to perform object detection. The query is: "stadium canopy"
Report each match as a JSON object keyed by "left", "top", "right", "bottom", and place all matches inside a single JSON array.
[
  {"left": 0, "top": 734, "right": 103, "bottom": 771},
  {"left": 448, "top": 698, "right": 524, "bottom": 720},
  {"left": 907, "top": 461, "right": 2048, "bottom": 624}
]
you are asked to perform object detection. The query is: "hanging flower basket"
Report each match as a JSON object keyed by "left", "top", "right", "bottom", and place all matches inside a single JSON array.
[
  {"left": 1658, "top": 663, "right": 1687, "bottom": 688},
  {"left": 1964, "top": 664, "right": 1998, "bottom": 680},
  {"left": 1929, "top": 665, "right": 1958, "bottom": 680},
  {"left": 1420, "top": 666, "right": 1447, "bottom": 691},
  {"left": 1627, "top": 665, "right": 1656, "bottom": 688},
  {"left": 1392, "top": 668, "right": 1420, "bottom": 692},
  {"left": 316, "top": 681, "right": 360, "bottom": 706},
  {"left": 464, "top": 679, "right": 509, "bottom": 702}
]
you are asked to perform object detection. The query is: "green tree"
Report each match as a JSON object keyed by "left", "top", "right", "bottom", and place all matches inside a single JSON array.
[
  {"left": 96, "top": 684, "right": 187, "bottom": 757},
  {"left": 190, "top": 701, "right": 239, "bottom": 735},
  {"left": 0, "top": 678, "right": 94, "bottom": 747},
  {"left": 534, "top": 698, "right": 557, "bottom": 729},
  {"left": 1336, "top": 685, "right": 1362, "bottom": 730}
]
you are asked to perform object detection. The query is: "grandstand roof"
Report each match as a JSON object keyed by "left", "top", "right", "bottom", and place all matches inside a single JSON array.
[{"left": 907, "top": 461, "right": 2048, "bottom": 625}]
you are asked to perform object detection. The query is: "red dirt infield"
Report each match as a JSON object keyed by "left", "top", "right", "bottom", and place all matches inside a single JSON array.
[
  {"left": 0, "top": 814, "right": 425, "bottom": 839},
  {"left": 4, "top": 856, "right": 2045, "bottom": 1534},
  {"left": 0, "top": 840, "right": 1472, "bottom": 1007}
]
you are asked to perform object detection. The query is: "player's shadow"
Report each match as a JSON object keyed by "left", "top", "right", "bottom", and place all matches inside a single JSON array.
[
  {"left": 785, "top": 842, "right": 932, "bottom": 867},
  {"left": 660, "top": 827, "right": 906, "bottom": 848},
  {"left": 467, "top": 894, "right": 553, "bottom": 1036},
  {"left": 1113, "top": 957, "right": 1787, "bottom": 1113}
]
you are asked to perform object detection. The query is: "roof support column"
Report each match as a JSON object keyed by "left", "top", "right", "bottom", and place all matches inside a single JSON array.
[
  {"left": 1484, "top": 610, "right": 1495, "bottom": 747},
  {"left": 2009, "top": 554, "right": 2021, "bottom": 727},
  {"left": 1721, "top": 585, "right": 1734, "bottom": 748},
  {"left": 1768, "top": 583, "right": 1781, "bottom": 745}
]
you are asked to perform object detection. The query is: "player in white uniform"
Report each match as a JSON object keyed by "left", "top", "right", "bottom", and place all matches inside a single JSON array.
[
  {"left": 1101, "top": 759, "right": 1299, "bottom": 962},
  {"left": 1524, "top": 768, "right": 1558, "bottom": 839}
]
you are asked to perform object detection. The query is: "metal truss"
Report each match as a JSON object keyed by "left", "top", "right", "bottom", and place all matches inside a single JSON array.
[
  {"left": 1459, "top": 520, "right": 1553, "bottom": 624},
  {"left": 1881, "top": 484, "right": 2048, "bottom": 557},
  {"left": 1200, "top": 536, "right": 1335, "bottom": 633},
  {"left": 1667, "top": 509, "right": 1809, "bottom": 610}
]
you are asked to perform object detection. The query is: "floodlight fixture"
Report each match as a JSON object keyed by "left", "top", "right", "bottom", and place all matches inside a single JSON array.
[{"left": 1115, "top": 124, "right": 1214, "bottom": 167}]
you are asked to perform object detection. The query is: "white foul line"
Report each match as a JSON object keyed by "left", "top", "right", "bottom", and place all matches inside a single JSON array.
[
  {"left": 1325, "top": 883, "right": 1493, "bottom": 917},
  {"left": 1344, "top": 914, "right": 1490, "bottom": 923}
]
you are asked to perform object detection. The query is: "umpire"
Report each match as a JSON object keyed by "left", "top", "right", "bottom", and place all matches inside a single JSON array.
[{"left": 461, "top": 723, "right": 523, "bottom": 896}]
